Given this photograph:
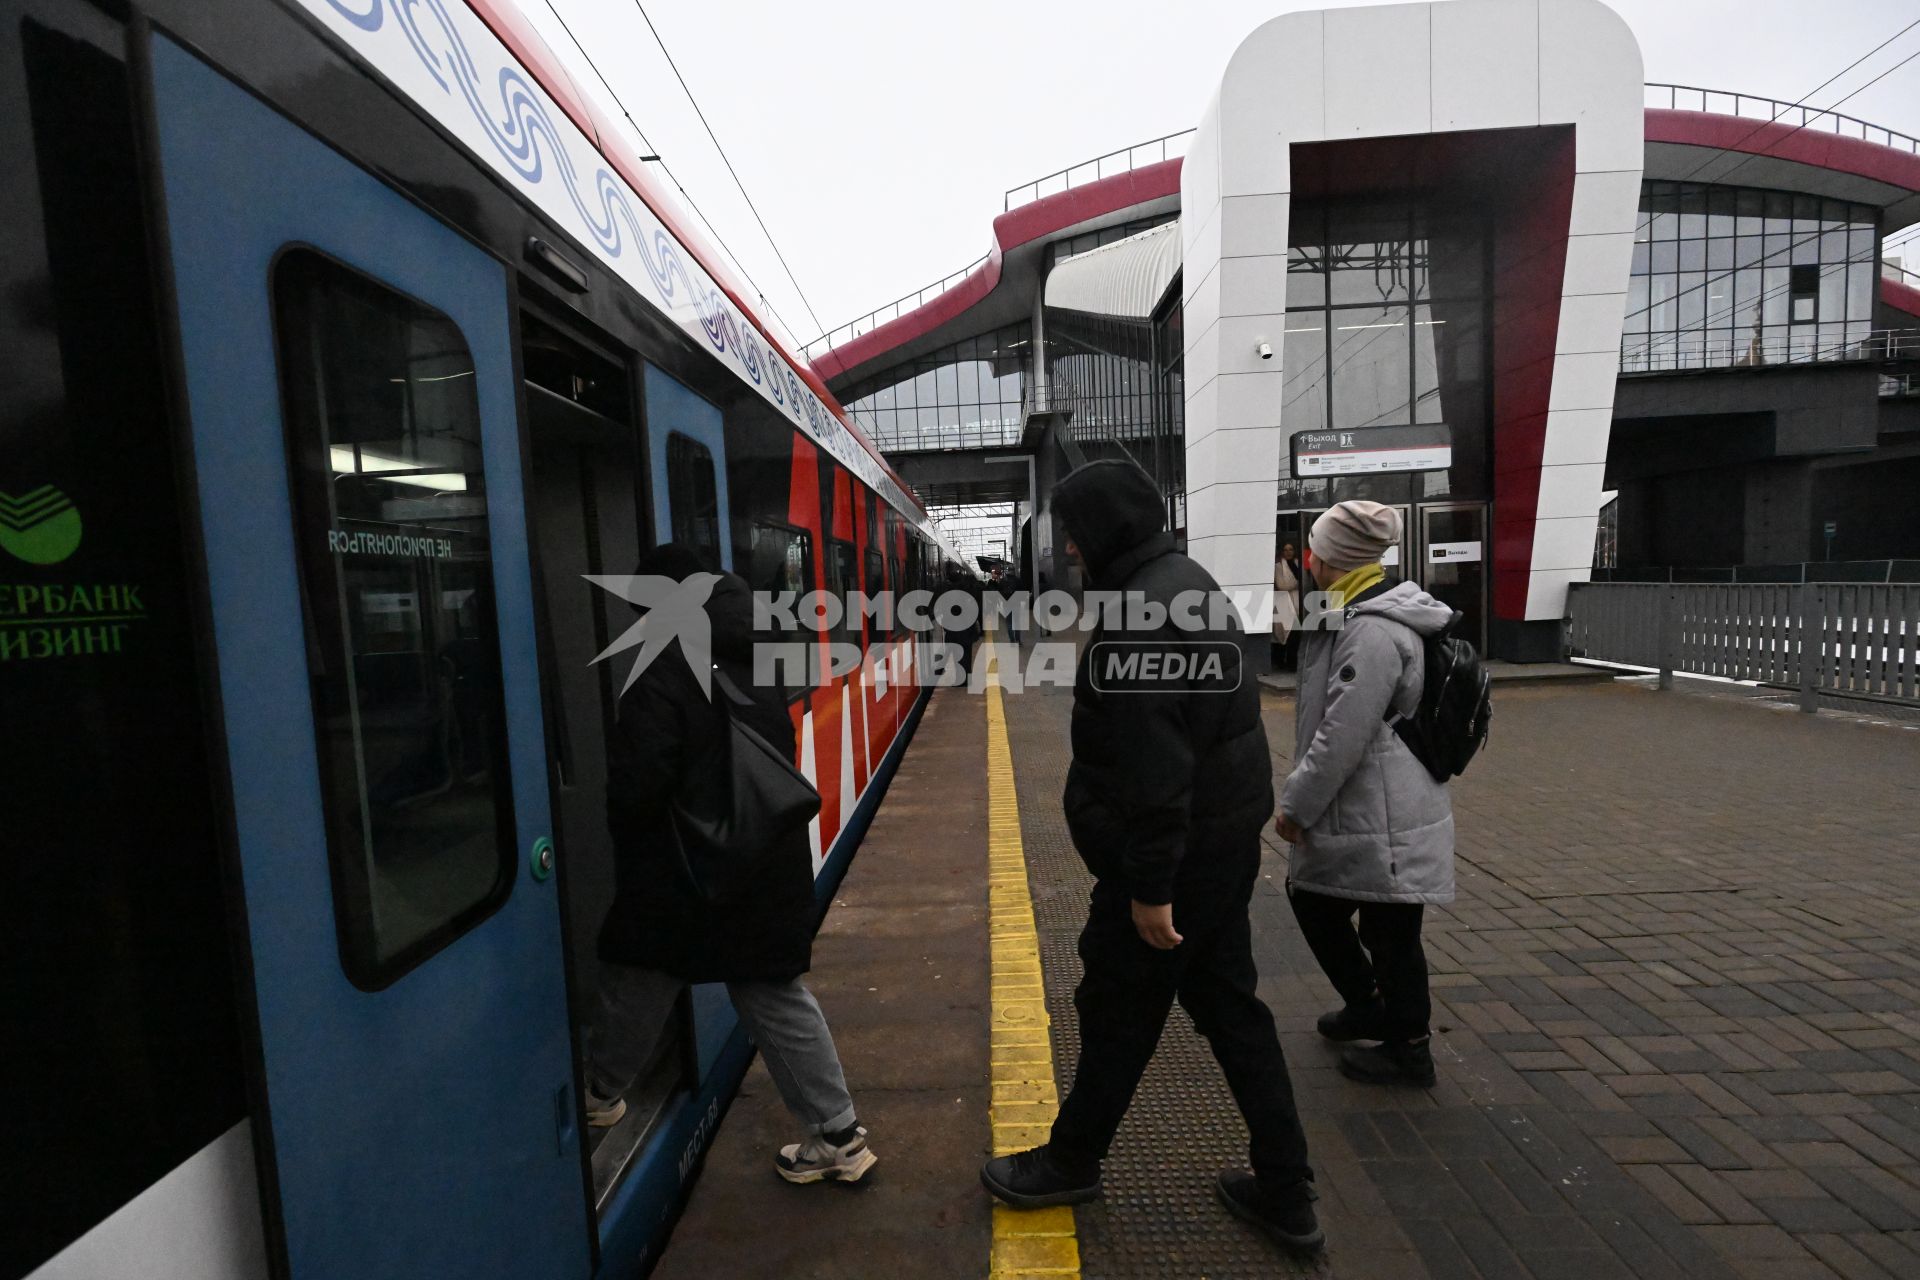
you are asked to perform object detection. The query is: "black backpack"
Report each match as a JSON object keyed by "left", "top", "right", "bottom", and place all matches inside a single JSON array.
[{"left": 1386, "top": 609, "right": 1491, "bottom": 782}]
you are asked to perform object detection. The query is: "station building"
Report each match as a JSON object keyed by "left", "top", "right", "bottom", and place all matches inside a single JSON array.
[{"left": 805, "top": 0, "right": 1920, "bottom": 662}]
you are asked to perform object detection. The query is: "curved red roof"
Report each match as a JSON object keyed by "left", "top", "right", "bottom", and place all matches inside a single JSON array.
[
  {"left": 807, "top": 158, "right": 1182, "bottom": 385},
  {"left": 1644, "top": 109, "right": 1920, "bottom": 195},
  {"left": 1885, "top": 274, "right": 1920, "bottom": 321}
]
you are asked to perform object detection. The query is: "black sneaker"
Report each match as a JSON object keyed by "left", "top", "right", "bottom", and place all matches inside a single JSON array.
[
  {"left": 1339, "top": 1037, "right": 1437, "bottom": 1087},
  {"left": 979, "top": 1145, "right": 1102, "bottom": 1209},
  {"left": 1316, "top": 1000, "right": 1389, "bottom": 1042},
  {"left": 1216, "top": 1171, "right": 1325, "bottom": 1254}
]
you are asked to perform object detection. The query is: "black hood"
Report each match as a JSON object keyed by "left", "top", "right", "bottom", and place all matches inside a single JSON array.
[
  {"left": 1052, "top": 460, "right": 1169, "bottom": 584},
  {"left": 705, "top": 572, "right": 755, "bottom": 662}
]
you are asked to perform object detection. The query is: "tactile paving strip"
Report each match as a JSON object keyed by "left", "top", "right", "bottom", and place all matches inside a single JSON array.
[{"left": 1003, "top": 679, "right": 1324, "bottom": 1279}]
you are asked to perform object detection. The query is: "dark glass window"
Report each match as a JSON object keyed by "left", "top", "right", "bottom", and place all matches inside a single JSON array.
[
  {"left": 274, "top": 250, "right": 514, "bottom": 989},
  {"left": 7, "top": 21, "right": 244, "bottom": 1273},
  {"left": 828, "top": 538, "right": 858, "bottom": 652},
  {"left": 665, "top": 433, "right": 720, "bottom": 565},
  {"left": 749, "top": 521, "right": 815, "bottom": 693},
  {"left": 865, "top": 547, "right": 887, "bottom": 640},
  {"left": 750, "top": 521, "right": 813, "bottom": 598},
  {"left": 1789, "top": 264, "right": 1819, "bottom": 324}
]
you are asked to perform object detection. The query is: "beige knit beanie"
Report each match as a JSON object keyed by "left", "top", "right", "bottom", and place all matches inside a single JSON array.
[{"left": 1308, "top": 501, "right": 1402, "bottom": 575}]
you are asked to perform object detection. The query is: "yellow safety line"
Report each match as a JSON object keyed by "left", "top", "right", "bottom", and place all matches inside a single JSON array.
[{"left": 985, "top": 638, "right": 1081, "bottom": 1280}]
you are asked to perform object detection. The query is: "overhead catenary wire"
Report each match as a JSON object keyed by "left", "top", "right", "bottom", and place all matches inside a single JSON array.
[
  {"left": 1618, "top": 42, "right": 1920, "bottom": 330},
  {"left": 1663, "top": 17, "right": 1920, "bottom": 190},
  {"left": 1600, "top": 22, "right": 1920, "bottom": 329},
  {"left": 537, "top": 0, "right": 808, "bottom": 345},
  {"left": 1703, "top": 39, "right": 1920, "bottom": 194},
  {"left": 629, "top": 0, "right": 828, "bottom": 338}
]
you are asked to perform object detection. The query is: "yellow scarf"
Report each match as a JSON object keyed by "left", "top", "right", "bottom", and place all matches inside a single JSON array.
[{"left": 1323, "top": 562, "right": 1386, "bottom": 610}]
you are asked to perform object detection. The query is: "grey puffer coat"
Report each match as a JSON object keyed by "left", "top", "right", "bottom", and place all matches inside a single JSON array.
[{"left": 1281, "top": 580, "right": 1456, "bottom": 904}]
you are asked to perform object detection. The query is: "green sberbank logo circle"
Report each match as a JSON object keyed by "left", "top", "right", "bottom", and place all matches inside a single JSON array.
[{"left": 0, "top": 486, "right": 84, "bottom": 565}]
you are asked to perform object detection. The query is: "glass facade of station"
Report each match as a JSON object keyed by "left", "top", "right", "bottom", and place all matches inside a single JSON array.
[
  {"left": 1275, "top": 195, "right": 1492, "bottom": 512},
  {"left": 839, "top": 324, "right": 1031, "bottom": 453},
  {"left": 1269, "top": 193, "right": 1498, "bottom": 647},
  {"left": 1623, "top": 181, "right": 1880, "bottom": 373}
]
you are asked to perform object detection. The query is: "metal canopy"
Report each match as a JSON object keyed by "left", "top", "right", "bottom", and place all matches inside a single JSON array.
[{"left": 1043, "top": 220, "right": 1183, "bottom": 320}]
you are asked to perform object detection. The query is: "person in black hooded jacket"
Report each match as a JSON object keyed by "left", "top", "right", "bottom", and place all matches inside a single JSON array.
[
  {"left": 979, "top": 461, "right": 1321, "bottom": 1255},
  {"left": 583, "top": 543, "right": 876, "bottom": 1185}
]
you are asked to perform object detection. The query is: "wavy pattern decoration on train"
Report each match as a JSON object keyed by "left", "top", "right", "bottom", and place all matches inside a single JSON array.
[{"left": 304, "top": 0, "right": 921, "bottom": 525}]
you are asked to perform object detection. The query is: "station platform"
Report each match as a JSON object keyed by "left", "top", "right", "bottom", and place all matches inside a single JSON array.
[{"left": 653, "top": 644, "right": 1920, "bottom": 1280}]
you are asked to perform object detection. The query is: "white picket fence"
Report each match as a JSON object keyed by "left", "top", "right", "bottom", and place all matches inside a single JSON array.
[{"left": 1566, "top": 582, "right": 1920, "bottom": 707}]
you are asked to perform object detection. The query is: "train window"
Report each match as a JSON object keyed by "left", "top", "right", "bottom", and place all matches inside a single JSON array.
[
  {"left": 751, "top": 521, "right": 813, "bottom": 598},
  {"left": 665, "top": 433, "right": 721, "bottom": 566},
  {"left": 750, "top": 522, "right": 817, "bottom": 692},
  {"left": 865, "top": 547, "right": 887, "bottom": 640},
  {"left": 828, "top": 538, "right": 859, "bottom": 653},
  {"left": 273, "top": 250, "right": 515, "bottom": 990}
]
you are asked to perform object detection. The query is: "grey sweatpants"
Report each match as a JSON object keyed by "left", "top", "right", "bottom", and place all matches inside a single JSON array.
[{"left": 588, "top": 963, "right": 857, "bottom": 1136}]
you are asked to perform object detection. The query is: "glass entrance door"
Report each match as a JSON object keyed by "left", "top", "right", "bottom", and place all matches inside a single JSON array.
[
  {"left": 1281, "top": 505, "right": 1413, "bottom": 584},
  {"left": 1418, "top": 503, "right": 1488, "bottom": 651}
]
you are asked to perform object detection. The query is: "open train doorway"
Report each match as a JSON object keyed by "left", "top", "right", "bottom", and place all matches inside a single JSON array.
[{"left": 519, "top": 313, "right": 691, "bottom": 1213}]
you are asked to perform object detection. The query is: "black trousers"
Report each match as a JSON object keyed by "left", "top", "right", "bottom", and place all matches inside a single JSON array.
[
  {"left": 1287, "top": 885, "right": 1430, "bottom": 1043},
  {"left": 1050, "top": 875, "right": 1313, "bottom": 1185}
]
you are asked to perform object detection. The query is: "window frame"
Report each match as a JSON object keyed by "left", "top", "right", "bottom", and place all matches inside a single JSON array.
[
  {"left": 827, "top": 536, "right": 860, "bottom": 654},
  {"left": 663, "top": 430, "right": 721, "bottom": 566},
  {"left": 749, "top": 518, "right": 819, "bottom": 698},
  {"left": 269, "top": 245, "right": 519, "bottom": 993}
]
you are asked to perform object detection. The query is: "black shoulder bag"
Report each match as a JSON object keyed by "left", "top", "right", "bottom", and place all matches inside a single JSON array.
[{"left": 669, "top": 667, "right": 822, "bottom": 904}]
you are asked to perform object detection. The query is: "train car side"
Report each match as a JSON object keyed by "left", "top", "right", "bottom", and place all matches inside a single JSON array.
[{"left": 2, "top": 2, "right": 961, "bottom": 1277}]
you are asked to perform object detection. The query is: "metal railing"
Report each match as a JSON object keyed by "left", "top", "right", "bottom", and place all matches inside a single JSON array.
[
  {"left": 1593, "top": 561, "right": 1920, "bottom": 585},
  {"left": 1886, "top": 260, "right": 1920, "bottom": 289},
  {"left": 1566, "top": 581, "right": 1920, "bottom": 708},
  {"left": 1644, "top": 83, "right": 1920, "bottom": 155},
  {"left": 801, "top": 128, "right": 1192, "bottom": 360},
  {"left": 802, "top": 254, "right": 990, "bottom": 362},
  {"left": 1620, "top": 327, "right": 1920, "bottom": 375},
  {"left": 851, "top": 406, "right": 1024, "bottom": 455},
  {"left": 1003, "top": 129, "right": 1196, "bottom": 212}
]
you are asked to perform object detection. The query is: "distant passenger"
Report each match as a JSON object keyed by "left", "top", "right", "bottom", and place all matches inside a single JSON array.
[
  {"left": 585, "top": 543, "right": 876, "bottom": 1184},
  {"left": 979, "top": 460, "right": 1323, "bottom": 1257},
  {"left": 1272, "top": 541, "right": 1302, "bottom": 673},
  {"left": 993, "top": 566, "right": 1024, "bottom": 644},
  {"left": 1277, "top": 502, "right": 1454, "bottom": 1088},
  {"left": 948, "top": 565, "right": 983, "bottom": 682}
]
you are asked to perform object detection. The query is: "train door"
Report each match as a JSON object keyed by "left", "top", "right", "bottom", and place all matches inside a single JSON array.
[
  {"left": 518, "top": 325, "right": 692, "bottom": 1212},
  {"left": 148, "top": 36, "right": 588, "bottom": 1279},
  {"left": 638, "top": 367, "right": 743, "bottom": 1076}
]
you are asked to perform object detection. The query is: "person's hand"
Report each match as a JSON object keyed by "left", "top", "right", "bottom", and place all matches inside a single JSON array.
[
  {"left": 1276, "top": 814, "right": 1304, "bottom": 844},
  {"left": 1131, "top": 900, "right": 1183, "bottom": 950}
]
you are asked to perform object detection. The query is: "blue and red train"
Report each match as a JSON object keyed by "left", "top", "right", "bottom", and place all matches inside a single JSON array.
[{"left": 1, "top": 2, "right": 963, "bottom": 1276}]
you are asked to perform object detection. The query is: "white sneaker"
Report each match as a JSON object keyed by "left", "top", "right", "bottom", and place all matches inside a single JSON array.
[
  {"left": 585, "top": 1088, "right": 627, "bottom": 1128},
  {"left": 775, "top": 1125, "right": 877, "bottom": 1184}
]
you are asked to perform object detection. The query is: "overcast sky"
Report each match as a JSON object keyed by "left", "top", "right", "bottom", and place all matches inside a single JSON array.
[{"left": 520, "top": 1, "right": 1920, "bottom": 350}]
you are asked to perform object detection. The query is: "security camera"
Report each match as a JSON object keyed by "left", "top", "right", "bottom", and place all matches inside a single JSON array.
[{"left": 1256, "top": 341, "right": 1274, "bottom": 361}]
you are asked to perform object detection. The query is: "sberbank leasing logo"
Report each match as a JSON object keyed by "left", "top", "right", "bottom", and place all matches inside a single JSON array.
[{"left": 0, "top": 486, "right": 83, "bottom": 565}]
